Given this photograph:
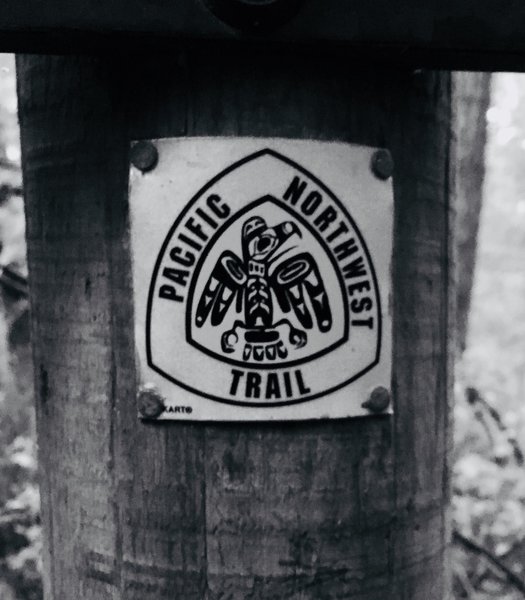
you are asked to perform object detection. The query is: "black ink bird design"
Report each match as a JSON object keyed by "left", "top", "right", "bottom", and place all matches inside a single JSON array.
[{"left": 195, "top": 215, "right": 332, "bottom": 361}]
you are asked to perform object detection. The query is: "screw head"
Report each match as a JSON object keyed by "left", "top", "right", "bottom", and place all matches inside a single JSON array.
[
  {"left": 371, "top": 149, "right": 394, "bottom": 181},
  {"left": 130, "top": 141, "right": 158, "bottom": 173},
  {"left": 138, "top": 386, "right": 165, "bottom": 419},
  {"left": 362, "top": 386, "right": 391, "bottom": 414}
]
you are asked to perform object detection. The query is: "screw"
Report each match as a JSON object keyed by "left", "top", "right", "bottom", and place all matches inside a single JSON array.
[
  {"left": 138, "top": 385, "right": 165, "bottom": 419},
  {"left": 130, "top": 141, "right": 158, "bottom": 173},
  {"left": 371, "top": 149, "right": 394, "bottom": 181},
  {"left": 362, "top": 386, "right": 391, "bottom": 414}
]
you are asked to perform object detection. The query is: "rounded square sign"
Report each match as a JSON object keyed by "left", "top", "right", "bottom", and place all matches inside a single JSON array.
[{"left": 129, "top": 138, "right": 392, "bottom": 421}]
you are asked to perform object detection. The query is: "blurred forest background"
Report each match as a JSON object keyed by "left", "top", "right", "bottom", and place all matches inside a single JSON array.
[
  {"left": 0, "top": 54, "right": 40, "bottom": 600},
  {"left": 0, "top": 58, "right": 524, "bottom": 599}
]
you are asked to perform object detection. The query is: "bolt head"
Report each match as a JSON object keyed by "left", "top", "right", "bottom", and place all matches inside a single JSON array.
[
  {"left": 362, "top": 386, "right": 391, "bottom": 414},
  {"left": 138, "top": 386, "right": 165, "bottom": 419},
  {"left": 371, "top": 149, "right": 394, "bottom": 181},
  {"left": 203, "top": 0, "right": 303, "bottom": 30},
  {"left": 130, "top": 141, "right": 158, "bottom": 173}
]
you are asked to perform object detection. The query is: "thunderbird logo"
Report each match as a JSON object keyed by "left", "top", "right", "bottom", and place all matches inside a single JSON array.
[
  {"left": 194, "top": 214, "right": 332, "bottom": 363},
  {"left": 145, "top": 148, "right": 382, "bottom": 408}
]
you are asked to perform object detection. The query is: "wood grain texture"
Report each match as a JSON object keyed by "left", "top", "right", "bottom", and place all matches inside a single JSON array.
[
  {"left": 453, "top": 72, "right": 491, "bottom": 354},
  {"left": 17, "top": 51, "right": 454, "bottom": 599}
]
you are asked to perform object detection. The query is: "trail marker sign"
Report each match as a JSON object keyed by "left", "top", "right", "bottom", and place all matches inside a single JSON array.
[{"left": 130, "top": 138, "right": 392, "bottom": 420}]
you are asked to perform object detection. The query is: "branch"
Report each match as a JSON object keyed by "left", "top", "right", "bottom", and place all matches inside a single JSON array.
[
  {"left": 0, "top": 158, "right": 20, "bottom": 172},
  {"left": 0, "top": 265, "right": 28, "bottom": 299},
  {"left": 453, "top": 561, "right": 476, "bottom": 599},
  {"left": 453, "top": 529, "right": 525, "bottom": 596},
  {"left": 466, "top": 386, "right": 525, "bottom": 465}
]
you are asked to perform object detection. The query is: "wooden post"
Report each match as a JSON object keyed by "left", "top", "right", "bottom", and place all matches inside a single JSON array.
[{"left": 17, "top": 50, "right": 453, "bottom": 599}]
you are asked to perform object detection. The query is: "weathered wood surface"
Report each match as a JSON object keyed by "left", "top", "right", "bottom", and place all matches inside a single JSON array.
[
  {"left": 3, "top": 1, "right": 525, "bottom": 71},
  {"left": 453, "top": 72, "right": 491, "bottom": 353},
  {"left": 17, "top": 52, "right": 454, "bottom": 599}
]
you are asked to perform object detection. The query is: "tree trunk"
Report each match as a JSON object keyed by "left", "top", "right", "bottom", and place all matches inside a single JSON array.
[
  {"left": 453, "top": 72, "right": 491, "bottom": 353},
  {"left": 17, "top": 52, "right": 454, "bottom": 599}
]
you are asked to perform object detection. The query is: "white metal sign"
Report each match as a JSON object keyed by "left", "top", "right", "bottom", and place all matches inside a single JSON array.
[{"left": 129, "top": 138, "right": 393, "bottom": 421}]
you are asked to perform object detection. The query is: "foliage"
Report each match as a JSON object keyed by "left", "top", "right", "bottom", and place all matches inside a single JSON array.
[
  {"left": 0, "top": 54, "right": 41, "bottom": 600},
  {"left": 453, "top": 385, "right": 525, "bottom": 598},
  {"left": 453, "top": 73, "right": 525, "bottom": 599}
]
